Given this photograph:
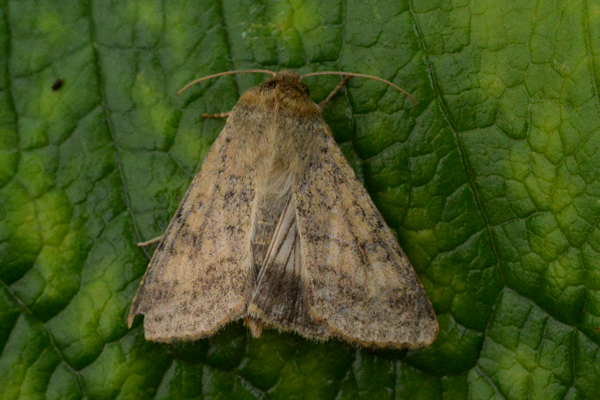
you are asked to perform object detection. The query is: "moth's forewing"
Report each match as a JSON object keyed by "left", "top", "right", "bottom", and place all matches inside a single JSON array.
[
  {"left": 293, "top": 130, "right": 438, "bottom": 348},
  {"left": 128, "top": 122, "right": 256, "bottom": 342}
]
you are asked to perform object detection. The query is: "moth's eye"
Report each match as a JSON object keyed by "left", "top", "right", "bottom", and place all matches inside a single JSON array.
[
  {"left": 264, "top": 80, "right": 278, "bottom": 90},
  {"left": 301, "top": 84, "right": 310, "bottom": 96}
]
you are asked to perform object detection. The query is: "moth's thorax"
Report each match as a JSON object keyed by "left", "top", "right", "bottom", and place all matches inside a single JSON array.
[{"left": 229, "top": 71, "right": 327, "bottom": 195}]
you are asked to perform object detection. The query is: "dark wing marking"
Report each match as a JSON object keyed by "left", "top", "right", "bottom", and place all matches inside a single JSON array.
[{"left": 248, "top": 194, "right": 330, "bottom": 339}]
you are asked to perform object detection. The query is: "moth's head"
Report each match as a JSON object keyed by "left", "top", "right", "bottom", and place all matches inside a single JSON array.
[{"left": 257, "top": 70, "right": 311, "bottom": 100}]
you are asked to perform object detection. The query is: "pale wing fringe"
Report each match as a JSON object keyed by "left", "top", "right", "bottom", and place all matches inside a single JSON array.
[
  {"left": 294, "top": 131, "right": 438, "bottom": 348},
  {"left": 128, "top": 124, "right": 256, "bottom": 342}
]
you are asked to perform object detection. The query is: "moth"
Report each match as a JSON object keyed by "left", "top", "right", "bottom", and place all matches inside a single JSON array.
[{"left": 128, "top": 69, "right": 438, "bottom": 349}]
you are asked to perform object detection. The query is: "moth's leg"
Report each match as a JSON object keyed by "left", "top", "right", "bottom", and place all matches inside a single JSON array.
[
  {"left": 137, "top": 235, "right": 164, "bottom": 247},
  {"left": 201, "top": 112, "right": 231, "bottom": 119},
  {"left": 318, "top": 75, "right": 352, "bottom": 110},
  {"left": 244, "top": 316, "right": 265, "bottom": 338}
]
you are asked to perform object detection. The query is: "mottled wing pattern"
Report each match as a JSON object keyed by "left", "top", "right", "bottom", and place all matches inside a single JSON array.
[
  {"left": 128, "top": 123, "right": 256, "bottom": 342},
  {"left": 248, "top": 195, "right": 330, "bottom": 339},
  {"left": 294, "top": 131, "right": 438, "bottom": 348}
]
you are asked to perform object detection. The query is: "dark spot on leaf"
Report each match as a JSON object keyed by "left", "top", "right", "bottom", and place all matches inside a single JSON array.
[{"left": 52, "top": 78, "right": 63, "bottom": 91}]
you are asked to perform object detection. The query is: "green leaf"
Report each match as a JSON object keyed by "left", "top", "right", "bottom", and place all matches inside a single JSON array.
[{"left": 1, "top": 0, "right": 599, "bottom": 399}]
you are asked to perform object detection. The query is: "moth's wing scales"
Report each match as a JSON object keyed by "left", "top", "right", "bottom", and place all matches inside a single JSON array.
[
  {"left": 248, "top": 195, "right": 331, "bottom": 340},
  {"left": 128, "top": 122, "right": 256, "bottom": 342},
  {"left": 295, "top": 131, "right": 438, "bottom": 348}
]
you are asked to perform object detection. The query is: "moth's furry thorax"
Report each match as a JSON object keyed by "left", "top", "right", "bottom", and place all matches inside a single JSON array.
[{"left": 230, "top": 70, "right": 325, "bottom": 196}]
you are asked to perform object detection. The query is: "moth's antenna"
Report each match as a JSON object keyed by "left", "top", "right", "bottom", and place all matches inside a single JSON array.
[
  {"left": 178, "top": 69, "right": 277, "bottom": 95},
  {"left": 300, "top": 71, "right": 418, "bottom": 106}
]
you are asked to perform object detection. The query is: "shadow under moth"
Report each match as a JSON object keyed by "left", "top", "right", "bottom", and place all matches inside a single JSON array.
[{"left": 128, "top": 69, "right": 438, "bottom": 349}]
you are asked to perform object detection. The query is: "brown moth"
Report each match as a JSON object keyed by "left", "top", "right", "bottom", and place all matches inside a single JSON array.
[{"left": 128, "top": 69, "right": 438, "bottom": 348}]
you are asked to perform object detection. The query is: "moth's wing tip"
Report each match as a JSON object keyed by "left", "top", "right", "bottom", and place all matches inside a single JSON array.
[
  {"left": 414, "top": 331, "right": 438, "bottom": 348},
  {"left": 127, "top": 312, "right": 135, "bottom": 329},
  {"left": 411, "top": 316, "right": 439, "bottom": 348},
  {"left": 406, "top": 305, "right": 439, "bottom": 348},
  {"left": 127, "top": 307, "right": 140, "bottom": 329},
  {"left": 425, "top": 300, "right": 440, "bottom": 340}
]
